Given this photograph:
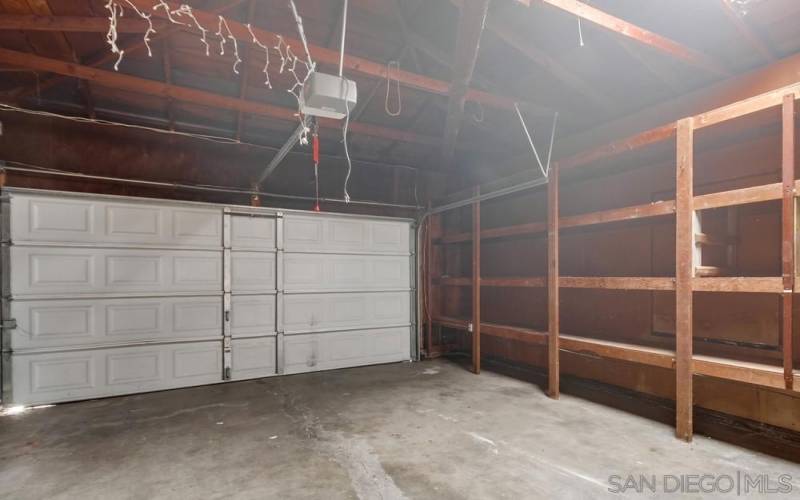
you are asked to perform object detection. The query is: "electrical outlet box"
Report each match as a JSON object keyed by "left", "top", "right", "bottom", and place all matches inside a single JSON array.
[{"left": 300, "top": 72, "right": 358, "bottom": 120}]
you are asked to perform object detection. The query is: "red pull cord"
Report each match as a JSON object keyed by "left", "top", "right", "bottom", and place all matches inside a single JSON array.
[{"left": 312, "top": 133, "right": 321, "bottom": 212}]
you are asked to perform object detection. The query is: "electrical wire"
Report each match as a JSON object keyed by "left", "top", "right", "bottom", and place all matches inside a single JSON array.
[
  {"left": 385, "top": 60, "right": 402, "bottom": 117},
  {"left": 0, "top": 102, "right": 421, "bottom": 173},
  {"left": 342, "top": 78, "right": 353, "bottom": 203},
  {"left": 0, "top": 160, "right": 421, "bottom": 210}
]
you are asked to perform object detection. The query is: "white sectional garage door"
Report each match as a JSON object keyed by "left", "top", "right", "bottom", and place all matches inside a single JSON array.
[{"left": 1, "top": 191, "right": 413, "bottom": 405}]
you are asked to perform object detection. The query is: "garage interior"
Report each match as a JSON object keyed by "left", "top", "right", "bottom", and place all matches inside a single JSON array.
[{"left": 2, "top": 0, "right": 800, "bottom": 498}]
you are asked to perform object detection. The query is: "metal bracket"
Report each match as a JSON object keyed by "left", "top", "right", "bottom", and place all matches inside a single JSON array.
[{"left": 0, "top": 319, "right": 16, "bottom": 330}]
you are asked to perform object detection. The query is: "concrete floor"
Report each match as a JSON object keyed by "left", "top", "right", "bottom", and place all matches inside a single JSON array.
[{"left": 1, "top": 359, "right": 798, "bottom": 500}]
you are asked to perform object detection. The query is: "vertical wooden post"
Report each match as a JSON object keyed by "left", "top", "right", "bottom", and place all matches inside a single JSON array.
[
  {"left": 472, "top": 186, "right": 481, "bottom": 374},
  {"left": 782, "top": 94, "right": 796, "bottom": 390},
  {"left": 547, "top": 163, "right": 560, "bottom": 399},
  {"left": 425, "top": 212, "right": 434, "bottom": 357},
  {"left": 675, "top": 117, "right": 695, "bottom": 442}
]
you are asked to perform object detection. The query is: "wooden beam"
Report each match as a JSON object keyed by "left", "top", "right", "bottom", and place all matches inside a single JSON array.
[
  {"left": 525, "top": 0, "right": 728, "bottom": 76},
  {"left": 129, "top": 0, "right": 516, "bottom": 111},
  {"left": 0, "top": 47, "right": 440, "bottom": 147},
  {"left": 0, "top": 14, "right": 163, "bottom": 32},
  {"left": 559, "top": 123, "right": 678, "bottom": 171},
  {"left": 560, "top": 277, "right": 675, "bottom": 291},
  {"left": 675, "top": 117, "right": 695, "bottom": 442},
  {"left": 486, "top": 16, "right": 614, "bottom": 114},
  {"left": 718, "top": 0, "right": 777, "bottom": 63},
  {"left": 782, "top": 94, "right": 796, "bottom": 390},
  {"left": 694, "top": 183, "right": 782, "bottom": 210},
  {"left": 547, "top": 163, "right": 560, "bottom": 398},
  {"left": 13, "top": 0, "right": 249, "bottom": 100},
  {"left": 472, "top": 186, "right": 482, "bottom": 374},
  {"left": 438, "top": 316, "right": 800, "bottom": 389},
  {"left": 441, "top": 0, "right": 491, "bottom": 167},
  {"left": 694, "top": 83, "right": 800, "bottom": 129},
  {"left": 692, "top": 277, "right": 782, "bottom": 293}
]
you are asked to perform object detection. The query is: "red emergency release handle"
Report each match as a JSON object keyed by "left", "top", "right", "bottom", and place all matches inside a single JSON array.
[{"left": 312, "top": 134, "right": 320, "bottom": 164}]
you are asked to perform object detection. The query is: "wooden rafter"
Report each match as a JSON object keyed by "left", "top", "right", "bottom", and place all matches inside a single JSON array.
[
  {"left": 441, "top": 0, "right": 491, "bottom": 167},
  {"left": 126, "top": 0, "right": 516, "bottom": 111},
  {"left": 0, "top": 47, "right": 440, "bottom": 148},
  {"left": 515, "top": 0, "right": 728, "bottom": 76},
  {"left": 485, "top": 15, "right": 614, "bottom": 114},
  {"left": 235, "top": 0, "right": 257, "bottom": 141},
  {"left": 12, "top": 0, "right": 249, "bottom": 100},
  {"left": 718, "top": 0, "right": 776, "bottom": 63}
]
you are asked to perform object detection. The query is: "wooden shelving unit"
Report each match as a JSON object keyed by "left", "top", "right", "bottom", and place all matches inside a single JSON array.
[{"left": 424, "top": 82, "right": 800, "bottom": 442}]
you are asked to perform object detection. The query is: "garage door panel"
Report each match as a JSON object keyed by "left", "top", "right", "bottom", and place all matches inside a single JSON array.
[
  {"left": 231, "top": 337, "right": 276, "bottom": 380},
  {"left": 231, "top": 216, "right": 275, "bottom": 250},
  {"left": 11, "top": 247, "right": 222, "bottom": 296},
  {"left": 10, "top": 341, "right": 222, "bottom": 405},
  {"left": 284, "top": 214, "right": 409, "bottom": 254},
  {"left": 11, "top": 297, "right": 221, "bottom": 350},
  {"left": 231, "top": 252, "right": 276, "bottom": 292},
  {"left": 11, "top": 195, "right": 221, "bottom": 247},
  {"left": 283, "top": 292, "right": 410, "bottom": 334},
  {"left": 283, "top": 254, "right": 409, "bottom": 291},
  {"left": 231, "top": 295, "right": 275, "bottom": 337},
  {"left": 283, "top": 327, "right": 410, "bottom": 375}
]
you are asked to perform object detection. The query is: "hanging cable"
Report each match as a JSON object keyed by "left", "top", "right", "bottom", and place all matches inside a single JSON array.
[
  {"left": 577, "top": 17, "right": 585, "bottom": 47},
  {"left": 514, "top": 103, "right": 558, "bottom": 179},
  {"left": 385, "top": 60, "right": 402, "bottom": 117},
  {"left": 342, "top": 79, "right": 354, "bottom": 203},
  {"left": 471, "top": 101, "right": 484, "bottom": 123},
  {"left": 312, "top": 120, "right": 321, "bottom": 212}
]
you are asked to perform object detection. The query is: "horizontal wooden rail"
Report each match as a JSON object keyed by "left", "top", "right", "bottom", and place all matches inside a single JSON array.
[
  {"left": 432, "top": 317, "right": 799, "bottom": 390},
  {"left": 436, "top": 180, "right": 800, "bottom": 245},
  {"left": 437, "top": 276, "right": 783, "bottom": 293}
]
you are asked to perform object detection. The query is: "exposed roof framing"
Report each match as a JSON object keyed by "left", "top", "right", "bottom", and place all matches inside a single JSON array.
[
  {"left": 717, "top": 0, "right": 776, "bottom": 63},
  {"left": 485, "top": 15, "right": 615, "bottom": 114},
  {"left": 516, "top": 0, "right": 729, "bottom": 76},
  {"left": 12, "top": 0, "right": 249, "bottom": 100},
  {"left": 126, "top": 0, "right": 517, "bottom": 111},
  {"left": 0, "top": 47, "right": 440, "bottom": 148},
  {"left": 441, "top": 0, "right": 491, "bottom": 167}
]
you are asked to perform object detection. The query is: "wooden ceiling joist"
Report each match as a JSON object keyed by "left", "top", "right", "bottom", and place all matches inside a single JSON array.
[
  {"left": 516, "top": 0, "right": 729, "bottom": 76},
  {"left": 125, "top": 0, "right": 516, "bottom": 111},
  {"left": 0, "top": 47, "right": 439, "bottom": 148},
  {"left": 0, "top": 14, "right": 162, "bottom": 33},
  {"left": 441, "top": 0, "right": 491, "bottom": 167},
  {"left": 717, "top": 0, "right": 777, "bottom": 63}
]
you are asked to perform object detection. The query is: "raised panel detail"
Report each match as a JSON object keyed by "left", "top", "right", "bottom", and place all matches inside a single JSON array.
[
  {"left": 283, "top": 327, "right": 410, "bottom": 375},
  {"left": 31, "top": 253, "right": 92, "bottom": 285},
  {"left": 231, "top": 337, "right": 276, "bottom": 380},
  {"left": 31, "top": 356, "right": 94, "bottom": 392},
  {"left": 231, "top": 216, "right": 275, "bottom": 250},
  {"left": 283, "top": 254, "right": 409, "bottom": 291},
  {"left": 283, "top": 292, "right": 410, "bottom": 334},
  {"left": 12, "top": 195, "right": 222, "bottom": 247},
  {"left": 107, "top": 303, "right": 160, "bottom": 336},
  {"left": 11, "top": 342, "right": 222, "bottom": 405},
  {"left": 173, "top": 345, "right": 221, "bottom": 379},
  {"left": 11, "top": 297, "right": 221, "bottom": 350},
  {"left": 107, "top": 255, "right": 161, "bottom": 286},
  {"left": 30, "top": 305, "right": 93, "bottom": 339},
  {"left": 173, "top": 300, "right": 221, "bottom": 333},
  {"left": 231, "top": 295, "right": 275, "bottom": 337},
  {"left": 284, "top": 214, "right": 410, "bottom": 253},
  {"left": 106, "top": 205, "right": 161, "bottom": 237},
  {"left": 31, "top": 200, "right": 92, "bottom": 234},
  {"left": 107, "top": 351, "right": 161, "bottom": 385},
  {"left": 173, "top": 255, "right": 221, "bottom": 288},
  {"left": 232, "top": 252, "right": 275, "bottom": 292},
  {"left": 173, "top": 209, "right": 221, "bottom": 245}
]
